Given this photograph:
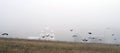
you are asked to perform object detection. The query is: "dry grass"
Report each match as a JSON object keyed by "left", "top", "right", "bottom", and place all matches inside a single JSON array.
[{"left": 0, "top": 38, "right": 120, "bottom": 53}]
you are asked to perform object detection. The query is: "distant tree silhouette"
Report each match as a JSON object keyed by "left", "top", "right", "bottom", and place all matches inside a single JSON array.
[
  {"left": 112, "top": 34, "right": 115, "bottom": 36},
  {"left": 98, "top": 39, "right": 102, "bottom": 41},
  {"left": 42, "top": 36, "right": 45, "bottom": 38},
  {"left": 70, "top": 29, "right": 73, "bottom": 32},
  {"left": 72, "top": 35, "right": 78, "bottom": 37},
  {"left": 72, "top": 35, "right": 78, "bottom": 42},
  {"left": 1, "top": 33, "right": 8, "bottom": 35},
  {"left": 88, "top": 32, "right": 92, "bottom": 34},
  {"left": 82, "top": 39, "right": 88, "bottom": 42},
  {"left": 114, "top": 39, "right": 117, "bottom": 40},
  {"left": 88, "top": 37, "right": 95, "bottom": 39}
]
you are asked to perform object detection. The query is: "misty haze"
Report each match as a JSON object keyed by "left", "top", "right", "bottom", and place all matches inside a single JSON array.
[{"left": 0, "top": 0, "right": 120, "bottom": 44}]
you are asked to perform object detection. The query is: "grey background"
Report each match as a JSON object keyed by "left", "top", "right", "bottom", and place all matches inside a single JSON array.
[{"left": 0, "top": 0, "right": 120, "bottom": 44}]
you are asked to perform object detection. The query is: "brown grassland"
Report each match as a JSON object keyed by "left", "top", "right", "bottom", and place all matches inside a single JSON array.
[{"left": 0, "top": 38, "right": 120, "bottom": 53}]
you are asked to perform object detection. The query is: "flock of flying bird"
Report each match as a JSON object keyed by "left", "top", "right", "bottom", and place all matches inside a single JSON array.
[
  {"left": 70, "top": 29, "right": 117, "bottom": 43},
  {"left": 0, "top": 28, "right": 118, "bottom": 43}
]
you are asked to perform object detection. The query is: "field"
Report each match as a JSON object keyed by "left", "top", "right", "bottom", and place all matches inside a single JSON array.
[{"left": 0, "top": 38, "right": 120, "bottom": 53}]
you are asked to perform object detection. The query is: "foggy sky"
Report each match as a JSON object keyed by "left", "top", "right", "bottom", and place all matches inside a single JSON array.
[{"left": 0, "top": 0, "right": 120, "bottom": 44}]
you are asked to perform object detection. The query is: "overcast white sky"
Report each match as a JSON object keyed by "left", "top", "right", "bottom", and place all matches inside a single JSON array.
[{"left": 0, "top": 0, "right": 120, "bottom": 44}]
